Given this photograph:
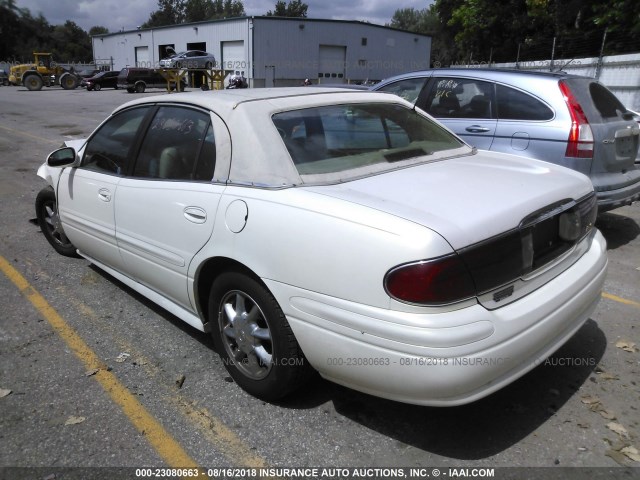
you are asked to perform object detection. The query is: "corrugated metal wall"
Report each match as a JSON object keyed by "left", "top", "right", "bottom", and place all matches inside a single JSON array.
[
  {"left": 92, "top": 18, "right": 250, "bottom": 73},
  {"left": 253, "top": 18, "right": 431, "bottom": 87}
]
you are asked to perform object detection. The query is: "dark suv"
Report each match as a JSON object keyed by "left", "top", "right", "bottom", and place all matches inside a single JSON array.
[
  {"left": 118, "top": 67, "right": 186, "bottom": 93},
  {"left": 373, "top": 69, "right": 640, "bottom": 212}
]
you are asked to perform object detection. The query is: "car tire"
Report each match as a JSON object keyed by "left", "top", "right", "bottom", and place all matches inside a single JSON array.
[
  {"left": 94, "top": 83, "right": 101, "bottom": 91},
  {"left": 135, "top": 82, "right": 145, "bottom": 93},
  {"left": 205, "top": 62, "right": 213, "bottom": 70},
  {"left": 35, "top": 186, "right": 78, "bottom": 257},
  {"left": 208, "top": 271, "right": 311, "bottom": 401}
]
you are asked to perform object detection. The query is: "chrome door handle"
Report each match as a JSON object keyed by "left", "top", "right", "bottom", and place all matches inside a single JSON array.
[
  {"left": 466, "top": 125, "right": 490, "bottom": 133},
  {"left": 184, "top": 206, "right": 207, "bottom": 224},
  {"left": 98, "top": 188, "right": 111, "bottom": 202}
]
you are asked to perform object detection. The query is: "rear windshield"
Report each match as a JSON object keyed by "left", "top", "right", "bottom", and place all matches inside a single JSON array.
[
  {"left": 589, "top": 82, "right": 627, "bottom": 119},
  {"left": 563, "top": 78, "right": 629, "bottom": 122},
  {"left": 272, "top": 103, "right": 465, "bottom": 178}
]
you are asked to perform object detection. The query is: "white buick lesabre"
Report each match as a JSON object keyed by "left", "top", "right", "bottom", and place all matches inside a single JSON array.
[{"left": 36, "top": 88, "right": 607, "bottom": 406}]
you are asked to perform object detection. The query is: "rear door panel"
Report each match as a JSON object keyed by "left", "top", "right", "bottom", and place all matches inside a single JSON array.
[
  {"left": 492, "top": 83, "right": 568, "bottom": 162},
  {"left": 114, "top": 108, "right": 228, "bottom": 310}
]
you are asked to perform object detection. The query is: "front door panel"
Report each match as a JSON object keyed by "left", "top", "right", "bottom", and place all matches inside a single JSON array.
[{"left": 58, "top": 168, "right": 122, "bottom": 269}]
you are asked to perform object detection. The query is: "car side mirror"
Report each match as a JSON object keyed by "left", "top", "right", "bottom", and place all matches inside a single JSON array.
[{"left": 47, "top": 147, "right": 77, "bottom": 167}]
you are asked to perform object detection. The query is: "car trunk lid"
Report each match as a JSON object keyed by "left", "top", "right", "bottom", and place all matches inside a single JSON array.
[{"left": 305, "top": 150, "right": 594, "bottom": 251}]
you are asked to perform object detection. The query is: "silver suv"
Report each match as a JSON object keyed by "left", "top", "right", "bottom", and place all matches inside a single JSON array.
[{"left": 373, "top": 69, "right": 640, "bottom": 212}]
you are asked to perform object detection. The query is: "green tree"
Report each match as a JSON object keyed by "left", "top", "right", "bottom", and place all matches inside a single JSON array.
[
  {"left": 14, "top": 10, "right": 54, "bottom": 60},
  {"left": 143, "top": 0, "right": 186, "bottom": 28},
  {"left": 185, "top": 0, "right": 214, "bottom": 22},
  {"left": 430, "top": 0, "right": 623, "bottom": 64},
  {"left": 0, "top": 2, "right": 94, "bottom": 62},
  {"left": 434, "top": 0, "right": 544, "bottom": 63},
  {"left": 266, "top": 0, "right": 308, "bottom": 17},
  {"left": 389, "top": 7, "right": 431, "bottom": 33},
  {"left": 0, "top": 0, "right": 23, "bottom": 59},
  {"left": 593, "top": 0, "right": 640, "bottom": 34},
  {"left": 88, "top": 26, "right": 109, "bottom": 36},
  {"left": 147, "top": 0, "right": 244, "bottom": 25},
  {"left": 51, "top": 20, "right": 93, "bottom": 61},
  {"left": 221, "top": 0, "right": 245, "bottom": 17},
  {"left": 388, "top": 6, "right": 455, "bottom": 68},
  {"left": 267, "top": 0, "right": 286, "bottom": 16}
]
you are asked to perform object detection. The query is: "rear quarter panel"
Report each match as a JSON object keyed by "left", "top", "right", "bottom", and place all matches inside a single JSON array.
[
  {"left": 190, "top": 186, "right": 454, "bottom": 309},
  {"left": 489, "top": 76, "right": 578, "bottom": 170}
]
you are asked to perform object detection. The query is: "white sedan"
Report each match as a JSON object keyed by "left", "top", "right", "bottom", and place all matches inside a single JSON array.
[{"left": 36, "top": 88, "right": 607, "bottom": 406}]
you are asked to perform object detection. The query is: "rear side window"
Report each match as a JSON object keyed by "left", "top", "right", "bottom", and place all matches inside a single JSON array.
[
  {"left": 133, "top": 106, "right": 213, "bottom": 180},
  {"left": 589, "top": 82, "right": 627, "bottom": 119},
  {"left": 496, "top": 85, "right": 554, "bottom": 121}
]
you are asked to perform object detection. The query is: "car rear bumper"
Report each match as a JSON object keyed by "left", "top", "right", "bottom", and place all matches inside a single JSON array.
[
  {"left": 268, "top": 230, "right": 608, "bottom": 406},
  {"left": 593, "top": 169, "right": 640, "bottom": 212}
]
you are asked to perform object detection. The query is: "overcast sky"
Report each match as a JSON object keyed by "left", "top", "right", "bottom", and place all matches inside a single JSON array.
[{"left": 15, "top": 0, "right": 431, "bottom": 32}]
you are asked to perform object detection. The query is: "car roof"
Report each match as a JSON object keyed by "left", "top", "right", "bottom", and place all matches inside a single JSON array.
[
  {"left": 377, "top": 67, "right": 586, "bottom": 84},
  {"left": 114, "top": 87, "right": 388, "bottom": 117}
]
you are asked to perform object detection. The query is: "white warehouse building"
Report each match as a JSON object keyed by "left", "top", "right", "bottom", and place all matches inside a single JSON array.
[{"left": 92, "top": 16, "right": 431, "bottom": 87}]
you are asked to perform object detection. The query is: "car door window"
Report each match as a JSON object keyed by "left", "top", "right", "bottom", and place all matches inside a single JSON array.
[
  {"left": 496, "top": 84, "right": 554, "bottom": 121},
  {"left": 376, "top": 77, "right": 427, "bottom": 104},
  {"left": 133, "top": 106, "right": 212, "bottom": 181},
  {"left": 81, "top": 107, "right": 150, "bottom": 175},
  {"left": 423, "top": 78, "right": 494, "bottom": 119}
]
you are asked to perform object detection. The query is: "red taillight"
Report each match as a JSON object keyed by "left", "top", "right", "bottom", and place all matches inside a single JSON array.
[
  {"left": 559, "top": 80, "right": 593, "bottom": 158},
  {"left": 384, "top": 255, "right": 476, "bottom": 305}
]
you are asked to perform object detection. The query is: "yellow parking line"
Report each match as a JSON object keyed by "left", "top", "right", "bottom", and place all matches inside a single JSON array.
[
  {"left": 0, "top": 255, "right": 202, "bottom": 471},
  {"left": 602, "top": 292, "right": 640, "bottom": 309},
  {"left": 0, "top": 124, "right": 58, "bottom": 145},
  {"left": 53, "top": 280, "right": 268, "bottom": 469}
]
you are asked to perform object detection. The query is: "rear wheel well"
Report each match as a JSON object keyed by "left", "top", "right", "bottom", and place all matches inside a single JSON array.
[{"left": 195, "top": 257, "right": 262, "bottom": 330}]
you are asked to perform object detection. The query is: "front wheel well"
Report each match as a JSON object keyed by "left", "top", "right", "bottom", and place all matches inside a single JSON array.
[{"left": 195, "top": 257, "right": 262, "bottom": 330}]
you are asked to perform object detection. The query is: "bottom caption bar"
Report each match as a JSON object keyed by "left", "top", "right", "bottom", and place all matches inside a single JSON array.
[{"left": 0, "top": 466, "right": 634, "bottom": 480}]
